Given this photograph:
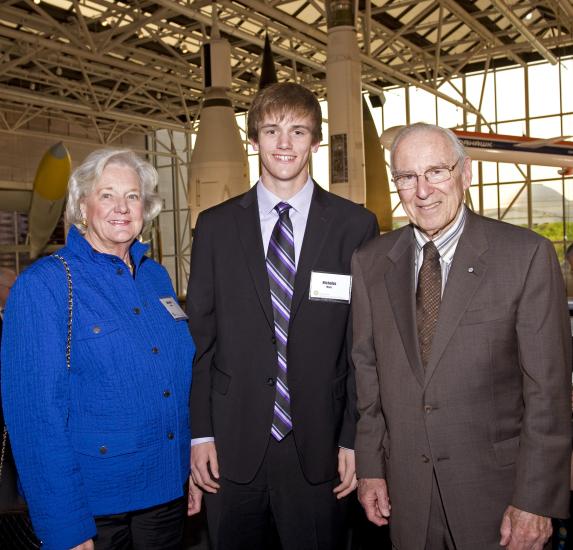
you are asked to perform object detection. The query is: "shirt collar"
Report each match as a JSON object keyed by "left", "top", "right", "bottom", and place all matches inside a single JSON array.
[
  {"left": 257, "top": 176, "right": 314, "bottom": 216},
  {"left": 413, "top": 204, "right": 467, "bottom": 260},
  {"left": 67, "top": 224, "right": 149, "bottom": 267}
]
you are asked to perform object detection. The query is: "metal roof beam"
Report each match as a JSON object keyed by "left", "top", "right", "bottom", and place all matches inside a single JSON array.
[
  {"left": 489, "top": 0, "right": 558, "bottom": 64},
  {"left": 0, "top": 85, "right": 187, "bottom": 131},
  {"left": 439, "top": 0, "right": 525, "bottom": 67}
]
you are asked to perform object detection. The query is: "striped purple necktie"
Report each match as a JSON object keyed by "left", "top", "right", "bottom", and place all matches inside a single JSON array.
[{"left": 266, "top": 202, "right": 295, "bottom": 441}]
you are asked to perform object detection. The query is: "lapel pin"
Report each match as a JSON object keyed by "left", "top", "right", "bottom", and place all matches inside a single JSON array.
[{"left": 468, "top": 267, "right": 474, "bottom": 273}]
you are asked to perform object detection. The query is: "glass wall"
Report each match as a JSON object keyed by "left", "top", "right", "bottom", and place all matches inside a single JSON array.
[
  {"left": 374, "top": 57, "right": 573, "bottom": 293},
  {"left": 163, "top": 57, "right": 573, "bottom": 297}
]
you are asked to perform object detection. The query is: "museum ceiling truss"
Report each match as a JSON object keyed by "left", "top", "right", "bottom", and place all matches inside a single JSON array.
[{"left": 0, "top": 0, "right": 572, "bottom": 144}]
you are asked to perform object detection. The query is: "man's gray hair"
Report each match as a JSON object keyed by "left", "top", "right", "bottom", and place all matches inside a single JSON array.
[
  {"left": 65, "top": 148, "right": 162, "bottom": 232},
  {"left": 390, "top": 123, "right": 468, "bottom": 170}
]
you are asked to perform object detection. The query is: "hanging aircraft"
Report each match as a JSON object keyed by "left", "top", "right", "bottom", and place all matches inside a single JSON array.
[
  {"left": 0, "top": 141, "right": 71, "bottom": 259},
  {"left": 380, "top": 126, "right": 573, "bottom": 172}
]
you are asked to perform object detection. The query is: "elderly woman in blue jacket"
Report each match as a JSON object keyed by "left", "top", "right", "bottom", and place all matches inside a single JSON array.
[{"left": 1, "top": 149, "right": 200, "bottom": 549}]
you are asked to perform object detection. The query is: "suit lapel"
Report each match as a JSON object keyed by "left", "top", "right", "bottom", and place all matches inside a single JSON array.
[
  {"left": 235, "top": 185, "right": 274, "bottom": 330},
  {"left": 290, "top": 183, "right": 333, "bottom": 322},
  {"left": 385, "top": 227, "right": 425, "bottom": 387},
  {"left": 423, "top": 211, "right": 488, "bottom": 387}
]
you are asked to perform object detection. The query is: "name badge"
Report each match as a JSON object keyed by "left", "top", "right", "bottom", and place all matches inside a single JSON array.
[
  {"left": 309, "top": 271, "right": 352, "bottom": 303},
  {"left": 160, "top": 297, "right": 188, "bottom": 320}
]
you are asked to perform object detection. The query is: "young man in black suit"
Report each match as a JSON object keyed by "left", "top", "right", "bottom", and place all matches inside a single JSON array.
[{"left": 186, "top": 82, "right": 378, "bottom": 550}]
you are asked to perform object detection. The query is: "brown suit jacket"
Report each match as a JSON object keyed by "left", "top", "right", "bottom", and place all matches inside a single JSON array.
[{"left": 352, "top": 209, "right": 572, "bottom": 550}]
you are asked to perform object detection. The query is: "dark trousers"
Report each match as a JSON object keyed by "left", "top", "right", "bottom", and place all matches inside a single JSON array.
[
  {"left": 93, "top": 496, "right": 186, "bottom": 550},
  {"left": 424, "top": 470, "right": 456, "bottom": 550},
  {"left": 205, "top": 433, "right": 348, "bottom": 550}
]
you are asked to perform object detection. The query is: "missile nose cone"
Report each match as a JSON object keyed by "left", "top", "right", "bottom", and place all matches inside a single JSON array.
[
  {"left": 258, "top": 32, "right": 278, "bottom": 90},
  {"left": 49, "top": 141, "right": 69, "bottom": 159}
]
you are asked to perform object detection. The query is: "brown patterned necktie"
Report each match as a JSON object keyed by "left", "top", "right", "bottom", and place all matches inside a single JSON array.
[{"left": 416, "top": 241, "right": 442, "bottom": 368}]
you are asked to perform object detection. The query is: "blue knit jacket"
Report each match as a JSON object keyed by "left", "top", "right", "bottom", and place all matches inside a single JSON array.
[{"left": 1, "top": 227, "right": 195, "bottom": 549}]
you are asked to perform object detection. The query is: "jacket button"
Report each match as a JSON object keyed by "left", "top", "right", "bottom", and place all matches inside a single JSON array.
[
  {"left": 424, "top": 405, "right": 432, "bottom": 414},
  {"left": 267, "top": 377, "right": 275, "bottom": 386},
  {"left": 151, "top": 347, "right": 159, "bottom": 354},
  {"left": 421, "top": 454, "right": 430, "bottom": 463},
  {"left": 92, "top": 326, "right": 101, "bottom": 334},
  {"left": 167, "top": 432, "right": 174, "bottom": 440},
  {"left": 99, "top": 446, "right": 107, "bottom": 455},
  {"left": 116, "top": 268, "right": 124, "bottom": 275},
  {"left": 133, "top": 307, "right": 141, "bottom": 315},
  {"left": 163, "top": 390, "right": 171, "bottom": 398}
]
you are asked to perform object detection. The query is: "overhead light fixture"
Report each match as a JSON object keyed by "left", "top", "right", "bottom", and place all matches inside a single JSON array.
[
  {"left": 56, "top": 66, "right": 63, "bottom": 76},
  {"left": 525, "top": 11, "right": 533, "bottom": 20},
  {"left": 34, "top": 0, "right": 41, "bottom": 4}
]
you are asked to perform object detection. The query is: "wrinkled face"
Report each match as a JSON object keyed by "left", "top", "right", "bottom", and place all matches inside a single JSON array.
[
  {"left": 394, "top": 130, "right": 471, "bottom": 238},
  {"left": 81, "top": 163, "right": 144, "bottom": 255},
  {"left": 251, "top": 112, "right": 319, "bottom": 197}
]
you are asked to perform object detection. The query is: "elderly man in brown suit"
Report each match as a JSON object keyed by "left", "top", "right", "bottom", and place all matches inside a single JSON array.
[{"left": 352, "top": 123, "right": 571, "bottom": 550}]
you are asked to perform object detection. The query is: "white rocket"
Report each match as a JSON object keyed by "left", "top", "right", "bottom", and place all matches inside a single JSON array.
[
  {"left": 326, "top": 0, "right": 366, "bottom": 205},
  {"left": 188, "top": 19, "right": 250, "bottom": 228}
]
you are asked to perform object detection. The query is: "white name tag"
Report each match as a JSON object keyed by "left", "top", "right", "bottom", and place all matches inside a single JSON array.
[
  {"left": 309, "top": 271, "right": 352, "bottom": 303},
  {"left": 160, "top": 296, "right": 188, "bottom": 320}
]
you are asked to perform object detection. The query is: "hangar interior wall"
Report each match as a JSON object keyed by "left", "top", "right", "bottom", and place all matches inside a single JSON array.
[{"left": 0, "top": 126, "right": 145, "bottom": 274}]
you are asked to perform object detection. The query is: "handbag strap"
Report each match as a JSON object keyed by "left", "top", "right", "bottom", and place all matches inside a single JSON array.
[
  {"left": 0, "top": 254, "right": 73, "bottom": 481},
  {"left": 0, "top": 426, "right": 7, "bottom": 482},
  {"left": 52, "top": 254, "right": 73, "bottom": 372}
]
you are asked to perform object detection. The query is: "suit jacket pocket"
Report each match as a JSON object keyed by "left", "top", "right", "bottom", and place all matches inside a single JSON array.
[
  {"left": 493, "top": 435, "right": 520, "bottom": 466},
  {"left": 460, "top": 305, "right": 514, "bottom": 325},
  {"left": 212, "top": 366, "right": 231, "bottom": 395}
]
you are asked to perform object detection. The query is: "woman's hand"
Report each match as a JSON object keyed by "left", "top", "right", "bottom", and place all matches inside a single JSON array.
[{"left": 71, "top": 540, "right": 94, "bottom": 550}]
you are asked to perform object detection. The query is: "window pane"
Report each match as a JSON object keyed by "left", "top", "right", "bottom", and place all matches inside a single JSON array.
[
  {"left": 320, "top": 100, "right": 329, "bottom": 144},
  {"left": 480, "top": 183, "right": 501, "bottom": 219},
  {"left": 382, "top": 87, "right": 406, "bottom": 129},
  {"left": 498, "top": 163, "right": 526, "bottom": 183},
  {"left": 497, "top": 121, "right": 526, "bottom": 136},
  {"left": 531, "top": 164, "right": 562, "bottom": 180},
  {"left": 531, "top": 179, "right": 564, "bottom": 225},
  {"left": 496, "top": 67, "right": 525, "bottom": 121},
  {"left": 437, "top": 80, "right": 464, "bottom": 128},
  {"left": 562, "top": 114, "right": 573, "bottom": 136},
  {"left": 561, "top": 58, "right": 573, "bottom": 114},
  {"left": 479, "top": 160, "right": 498, "bottom": 184},
  {"left": 528, "top": 63, "right": 560, "bottom": 117},
  {"left": 529, "top": 115, "right": 562, "bottom": 138},
  {"left": 248, "top": 155, "right": 259, "bottom": 186},
  {"left": 498, "top": 183, "right": 528, "bottom": 225},
  {"left": 312, "top": 145, "right": 329, "bottom": 189},
  {"left": 409, "top": 87, "right": 437, "bottom": 124},
  {"left": 467, "top": 186, "right": 482, "bottom": 213},
  {"left": 465, "top": 72, "right": 495, "bottom": 123}
]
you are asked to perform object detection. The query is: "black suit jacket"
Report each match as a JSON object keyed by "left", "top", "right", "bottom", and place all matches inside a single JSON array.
[{"left": 187, "top": 182, "right": 378, "bottom": 484}]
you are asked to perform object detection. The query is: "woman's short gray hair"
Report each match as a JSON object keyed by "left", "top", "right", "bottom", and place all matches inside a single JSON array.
[
  {"left": 390, "top": 122, "right": 468, "bottom": 170},
  {"left": 65, "top": 148, "right": 162, "bottom": 232}
]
